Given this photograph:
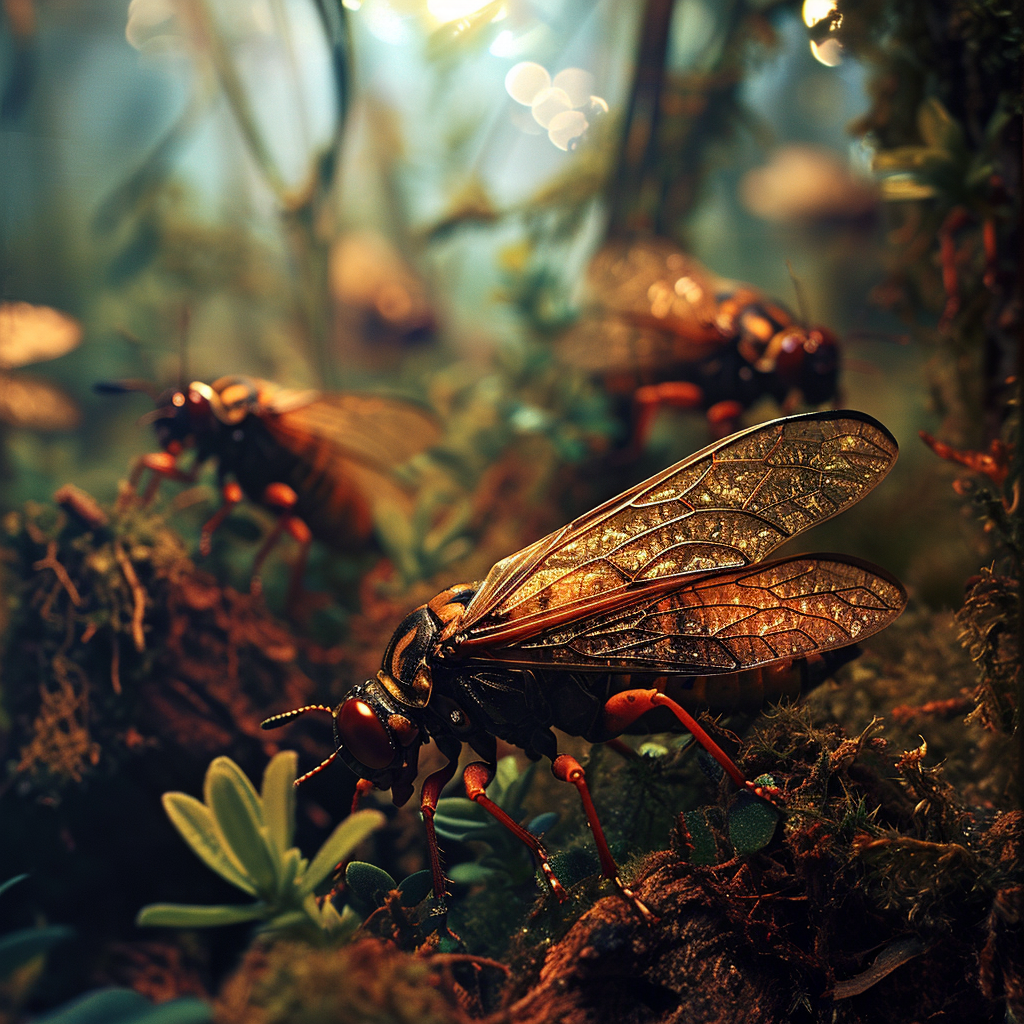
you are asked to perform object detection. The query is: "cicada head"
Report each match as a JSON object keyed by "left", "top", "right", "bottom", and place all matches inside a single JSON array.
[
  {"left": 332, "top": 678, "right": 424, "bottom": 804},
  {"left": 151, "top": 381, "right": 220, "bottom": 454},
  {"left": 763, "top": 325, "right": 840, "bottom": 404}
]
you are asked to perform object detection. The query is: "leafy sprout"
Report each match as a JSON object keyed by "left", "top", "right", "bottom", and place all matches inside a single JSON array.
[{"left": 137, "top": 752, "right": 384, "bottom": 935}]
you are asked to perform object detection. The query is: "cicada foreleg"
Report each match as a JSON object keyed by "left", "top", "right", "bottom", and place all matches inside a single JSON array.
[
  {"left": 602, "top": 688, "right": 782, "bottom": 807},
  {"left": 121, "top": 449, "right": 201, "bottom": 510},
  {"left": 462, "top": 761, "right": 566, "bottom": 903}
]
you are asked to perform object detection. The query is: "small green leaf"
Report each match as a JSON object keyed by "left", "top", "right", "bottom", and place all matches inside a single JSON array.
[
  {"left": 298, "top": 810, "right": 385, "bottom": 897},
  {"left": 879, "top": 175, "right": 937, "bottom": 201},
  {"left": 161, "top": 794, "right": 257, "bottom": 895},
  {"left": 0, "top": 874, "right": 28, "bottom": 900},
  {"left": 32, "top": 988, "right": 148, "bottom": 1024},
  {"left": 344, "top": 861, "right": 396, "bottom": 910},
  {"left": 918, "top": 97, "right": 963, "bottom": 152},
  {"left": 728, "top": 782, "right": 782, "bottom": 855},
  {"left": 448, "top": 862, "right": 495, "bottom": 885},
  {"left": 136, "top": 902, "right": 269, "bottom": 928},
  {"left": 397, "top": 870, "right": 433, "bottom": 907},
  {"left": 261, "top": 751, "right": 298, "bottom": 855},
  {"left": 0, "top": 925, "right": 74, "bottom": 979},
  {"left": 205, "top": 758, "right": 280, "bottom": 896},
  {"left": 33, "top": 988, "right": 211, "bottom": 1024}
]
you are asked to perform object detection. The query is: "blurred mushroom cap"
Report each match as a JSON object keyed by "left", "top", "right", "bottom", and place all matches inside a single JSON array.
[
  {"left": 740, "top": 145, "right": 877, "bottom": 222},
  {"left": 0, "top": 301, "right": 82, "bottom": 370}
]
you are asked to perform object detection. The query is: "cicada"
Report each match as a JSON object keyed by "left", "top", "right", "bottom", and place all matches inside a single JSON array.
[
  {"left": 557, "top": 239, "right": 841, "bottom": 447},
  {"left": 264, "top": 410, "right": 904, "bottom": 914},
  {"left": 102, "top": 376, "right": 440, "bottom": 591}
]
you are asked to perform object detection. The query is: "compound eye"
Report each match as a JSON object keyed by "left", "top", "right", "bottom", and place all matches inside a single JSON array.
[{"left": 337, "top": 699, "right": 394, "bottom": 770}]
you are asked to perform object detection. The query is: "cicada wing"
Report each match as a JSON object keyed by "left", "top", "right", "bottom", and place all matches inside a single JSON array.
[
  {"left": 0, "top": 374, "right": 81, "bottom": 431},
  {"left": 556, "top": 317, "right": 722, "bottom": 376},
  {"left": 584, "top": 240, "right": 724, "bottom": 337},
  {"left": 467, "top": 555, "right": 906, "bottom": 674},
  {"left": 458, "top": 411, "right": 898, "bottom": 647},
  {"left": 0, "top": 302, "right": 82, "bottom": 370},
  {"left": 261, "top": 391, "right": 441, "bottom": 472}
]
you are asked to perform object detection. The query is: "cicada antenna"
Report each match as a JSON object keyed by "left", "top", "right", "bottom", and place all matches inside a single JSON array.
[
  {"left": 786, "top": 260, "right": 812, "bottom": 324},
  {"left": 294, "top": 750, "right": 342, "bottom": 787},
  {"left": 260, "top": 705, "right": 334, "bottom": 729}
]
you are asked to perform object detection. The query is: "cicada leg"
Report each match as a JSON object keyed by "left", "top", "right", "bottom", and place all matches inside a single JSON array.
[
  {"left": 199, "top": 482, "right": 244, "bottom": 556},
  {"left": 551, "top": 755, "right": 654, "bottom": 922},
  {"left": 250, "top": 483, "right": 313, "bottom": 599},
  {"left": 603, "top": 688, "right": 781, "bottom": 806},
  {"left": 462, "top": 761, "right": 566, "bottom": 902},
  {"left": 630, "top": 381, "right": 705, "bottom": 456},
  {"left": 121, "top": 448, "right": 199, "bottom": 510}
]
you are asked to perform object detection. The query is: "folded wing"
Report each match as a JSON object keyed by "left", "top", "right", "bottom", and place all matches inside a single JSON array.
[
  {"left": 466, "top": 555, "right": 906, "bottom": 673},
  {"left": 459, "top": 411, "right": 898, "bottom": 646}
]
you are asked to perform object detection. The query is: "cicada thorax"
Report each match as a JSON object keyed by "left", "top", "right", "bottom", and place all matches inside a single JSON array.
[{"left": 187, "top": 376, "right": 368, "bottom": 546}]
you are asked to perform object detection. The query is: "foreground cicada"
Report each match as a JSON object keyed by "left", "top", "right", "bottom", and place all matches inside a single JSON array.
[
  {"left": 264, "top": 411, "right": 905, "bottom": 914},
  {"left": 102, "top": 376, "right": 439, "bottom": 591},
  {"left": 557, "top": 239, "right": 841, "bottom": 447}
]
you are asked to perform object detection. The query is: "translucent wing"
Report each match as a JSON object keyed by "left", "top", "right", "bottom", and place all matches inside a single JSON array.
[
  {"left": 465, "top": 555, "right": 907, "bottom": 674},
  {"left": 0, "top": 302, "right": 82, "bottom": 370},
  {"left": 584, "top": 239, "right": 724, "bottom": 337},
  {"left": 458, "top": 411, "right": 898, "bottom": 648},
  {"left": 259, "top": 388, "right": 441, "bottom": 471},
  {"left": 556, "top": 317, "right": 721, "bottom": 376}
]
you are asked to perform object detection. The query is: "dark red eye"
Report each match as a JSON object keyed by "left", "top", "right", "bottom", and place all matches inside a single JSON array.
[{"left": 337, "top": 699, "right": 394, "bottom": 770}]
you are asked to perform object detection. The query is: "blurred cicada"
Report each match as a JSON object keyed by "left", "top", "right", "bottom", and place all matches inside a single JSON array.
[
  {"left": 265, "top": 410, "right": 905, "bottom": 917},
  {"left": 103, "top": 375, "right": 440, "bottom": 592},
  {"left": 558, "top": 239, "right": 841, "bottom": 448}
]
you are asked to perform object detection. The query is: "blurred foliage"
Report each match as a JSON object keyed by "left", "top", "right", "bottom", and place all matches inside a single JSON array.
[
  {"left": 835, "top": 0, "right": 1020, "bottom": 441},
  {"left": 137, "top": 752, "right": 381, "bottom": 936}
]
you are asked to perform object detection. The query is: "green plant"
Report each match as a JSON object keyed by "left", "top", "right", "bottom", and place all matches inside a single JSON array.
[
  {"left": 33, "top": 988, "right": 210, "bottom": 1024},
  {"left": 137, "top": 752, "right": 384, "bottom": 935}
]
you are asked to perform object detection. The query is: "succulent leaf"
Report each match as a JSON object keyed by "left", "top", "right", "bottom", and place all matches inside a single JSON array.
[
  {"left": 160, "top": 793, "right": 257, "bottom": 895},
  {"left": 261, "top": 751, "right": 298, "bottom": 855},
  {"left": 298, "top": 809, "right": 386, "bottom": 897},
  {"left": 205, "top": 760, "right": 280, "bottom": 896},
  {"left": 136, "top": 902, "right": 269, "bottom": 928}
]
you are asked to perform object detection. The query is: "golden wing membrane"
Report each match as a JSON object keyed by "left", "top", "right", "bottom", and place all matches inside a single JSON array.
[
  {"left": 470, "top": 555, "right": 906, "bottom": 674},
  {"left": 460, "top": 411, "right": 898, "bottom": 646},
  {"left": 261, "top": 389, "right": 441, "bottom": 471}
]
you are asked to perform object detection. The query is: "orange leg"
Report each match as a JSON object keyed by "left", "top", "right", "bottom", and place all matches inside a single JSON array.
[
  {"left": 199, "top": 481, "right": 244, "bottom": 556},
  {"left": 551, "top": 754, "right": 654, "bottom": 921},
  {"left": 351, "top": 777, "right": 375, "bottom": 815},
  {"left": 603, "top": 688, "right": 780, "bottom": 805},
  {"left": 462, "top": 762, "right": 566, "bottom": 901},
  {"left": 630, "top": 381, "right": 704, "bottom": 455},
  {"left": 249, "top": 483, "right": 313, "bottom": 597},
  {"left": 420, "top": 757, "right": 461, "bottom": 905},
  {"left": 122, "top": 448, "right": 199, "bottom": 508}
]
